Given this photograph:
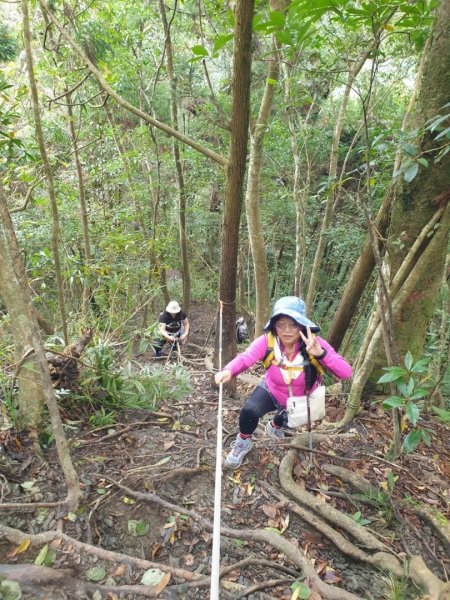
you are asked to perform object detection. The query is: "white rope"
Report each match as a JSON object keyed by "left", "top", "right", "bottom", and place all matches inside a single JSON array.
[{"left": 210, "top": 300, "right": 224, "bottom": 600}]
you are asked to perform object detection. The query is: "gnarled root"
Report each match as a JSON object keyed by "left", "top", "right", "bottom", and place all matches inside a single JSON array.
[
  {"left": 279, "top": 451, "right": 392, "bottom": 556},
  {"left": 409, "top": 556, "right": 450, "bottom": 600}
]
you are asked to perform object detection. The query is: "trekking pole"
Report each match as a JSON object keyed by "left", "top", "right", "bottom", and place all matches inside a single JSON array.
[
  {"left": 176, "top": 340, "right": 181, "bottom": 363},
  {"left": 165, "top": 340, "right": 175, "bottom": 366},
  {"left": 210, "top": 300, "right": 224, "bottom": 600},
  {"left": 306, "top": 391, "right": 313, "bottom": 467}
]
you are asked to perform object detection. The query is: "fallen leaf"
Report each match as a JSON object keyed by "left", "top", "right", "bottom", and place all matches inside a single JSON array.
[
  {"left": 7, "top": 538, "right": 31, "bottom": 558},
  {"left": 164, "top": 440, "right": 175, "bottom": 451},
  {"left": 111, "top": 564, "right": 127, "bottom": 577},
  {"left": 261, "top": 504, "right": 277, "bottom": 519},
  {"left": 323, "top": 567, "right": 341, "bottom": 584}
]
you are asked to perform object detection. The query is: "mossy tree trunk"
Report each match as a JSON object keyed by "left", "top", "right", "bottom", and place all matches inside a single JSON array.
[{"left": 383, "top": 0, "right": 450, "bottom": 362}]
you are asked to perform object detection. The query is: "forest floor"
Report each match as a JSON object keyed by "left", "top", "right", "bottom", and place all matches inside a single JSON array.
[{"left": 0, "top": 303, "right": 449, "bottom": 600}]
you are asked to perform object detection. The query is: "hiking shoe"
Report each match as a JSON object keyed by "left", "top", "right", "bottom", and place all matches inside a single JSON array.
[
  {"left": 224, "top": 435, "right": 253, "bottom": 469},
  {"left": 265, "top": 420, "right": 285, "bottom": 439},
  {"left": 154, "top": 348, "right": 162, "bottom": 357}
]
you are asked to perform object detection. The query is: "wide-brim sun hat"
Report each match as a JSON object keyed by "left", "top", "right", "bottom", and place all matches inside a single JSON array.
[
  {"left": 166, "top": 300, "right": 181, "bottom": 313},
  {"left": 263, "top": 296, "right": 320, "bottom": 333}
]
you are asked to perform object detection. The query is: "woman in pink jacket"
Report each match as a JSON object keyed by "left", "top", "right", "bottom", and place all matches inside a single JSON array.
[{"left": 215, "top": 296, "right": 352, "bottom": 469}]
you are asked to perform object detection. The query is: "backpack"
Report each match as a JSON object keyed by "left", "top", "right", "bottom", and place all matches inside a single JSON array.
[
  {"left": 236, "top": 317, "right": 249, "bottom": 342},
  {"left": 262, "top": 331, "right": 324, "bottom": 376}
]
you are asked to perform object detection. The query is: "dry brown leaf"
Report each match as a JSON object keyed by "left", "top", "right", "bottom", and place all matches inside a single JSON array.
[
  {"left": 183, "top": 553, "right": 194, "bottom": 566},
  {"left": 111, "top": 564, "right": 127, "bottom": 577},
  {"left": 261, "top": 503, "right": 277, "bottom": 519},
  {"left": 155, "top": 571, "right": 171, "bottom": 595},
  {"left": 164, "top": 440, "right": 175, "bottom": 451}
]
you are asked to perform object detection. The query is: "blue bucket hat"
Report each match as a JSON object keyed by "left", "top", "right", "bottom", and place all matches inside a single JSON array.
[{"left": 263, "top": 296, "right": 320, "bottom": 333}]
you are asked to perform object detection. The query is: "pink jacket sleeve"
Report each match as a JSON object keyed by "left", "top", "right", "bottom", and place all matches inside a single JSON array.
[
  {"left": 315, "top": 337, "right": 352, "bottom": 380},
  {"left": 224, "top": 335, "right": 268, "bottom": 376}
]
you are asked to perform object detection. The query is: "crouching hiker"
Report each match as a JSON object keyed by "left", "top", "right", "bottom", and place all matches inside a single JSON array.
[
  {"left": 154, "top": 300, "right": 190, "bottom": 357},
  {"left": 214, "top": 296, "right": 352, "bottom": 469}
]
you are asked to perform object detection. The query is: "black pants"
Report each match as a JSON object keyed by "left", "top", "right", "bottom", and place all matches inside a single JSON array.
[
  {"left": 239, "top": 384, "right": 285, "bottom": 435},
  {"left": 154, "top": 330, "right": 180, "bottom": 352}
]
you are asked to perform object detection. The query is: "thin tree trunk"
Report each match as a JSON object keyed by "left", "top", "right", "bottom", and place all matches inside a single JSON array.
[
  {"left": 306, "top": 31, "right": 388, "bottom": 313},
  {"left": 158, "top": 0, "right": 191, "bottom": 313},
  {"left": 22, "top": 0, "right": 68, "bottom": 344},
  {"left": 0, "top": 184, "right": 81, "bottom": 510},
  {"left": 66, "top": 91, "right": 92, "bottom": 318},
  {"left": 215, "top": 0, "right": 255, "bottom": 370},
  {"left": 245, "top": 41, "right": 279, "bottom": 334},
  {"left": 103, "top": 98, "right": 146, "bottom": 232},
  {"left": 327, "top": 41, "right": 429, "bottom": 350}
]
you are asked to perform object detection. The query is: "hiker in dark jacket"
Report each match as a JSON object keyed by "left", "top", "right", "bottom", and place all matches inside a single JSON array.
[{"left": 154, "top": 301, "right": 190, "bottom": 356}]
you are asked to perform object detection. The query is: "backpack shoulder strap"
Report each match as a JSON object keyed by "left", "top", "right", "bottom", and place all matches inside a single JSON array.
[{"left": 262, "top": 331, "right": 276, "bottom": 369}]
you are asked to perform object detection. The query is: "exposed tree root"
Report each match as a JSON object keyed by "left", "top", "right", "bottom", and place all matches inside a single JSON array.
[
  {"left": 0, "top": 524, "right": 202, "bottom": 582},
  {"left": 96, "top": 475, "right": 365, "bottom": 600},
  {"left": 279, "top": 450, "right": 393, "bottom": 556},
  {"left": 317, "top": 461, "right": 449, "bottom": 598},
  {"left": 260, "top": 480, "right": 396, "bottom": 572},
  {"left": 409, "top": 556, "right": 450, "bottom": 600},
  {"left": 322, "top": 463, "right": 379, "bottom": 495},
  {"left": 412, "top": 505, "right": 450, "bottom": 555},
  {"left": 0, "top": 564, "right": 159, "bottom": 598},
  {"left": 290, "top": 432, "right": 357, "bottom": 449}
]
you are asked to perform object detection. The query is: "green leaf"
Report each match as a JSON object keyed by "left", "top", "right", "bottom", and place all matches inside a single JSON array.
[
  {"left": 141, "top": 568, "right": 166, "bottom": 586},
  {"left": 432, "top": 406, "right": 450, "bottom": 423},
  {"left": 404, "top": 351, "right": 413, "bottom": 370},
  {"left": 377, "top": 367, "right": 407, "bottom": 383},
  {"left": 421, "top": 429, "right": 432, "bottom": 447},
  {"left": 417, "top": 157, "right": 429, "bottom": 167},
  {"left": 405, "top": 401, "right": 420, "bottom": 426},
  {"left": 402, "top": 430, "right": 422, "bottom": 453},
  {"left": 212, "top": 34, "right": 233, "bottom": 55},
  {"left": 402, "top": 143, "right": 417, "bottom": 156},
  {"left": 269, "top": 10, "right": 286, "bottom": 27},
  {"left": 411, "top": 358, "right": 429, "bottom": 373},
  {"left": 291, "top": 580, "right": 311, "bottom": 599},
  {"left": 85, "top": 566, "right": 106, "bottom": 582},
  {"left": 403, "top": 162, "right": 419, "bottom": 182},
  {"left": 0, "top": 579, "right": 22, "bottom": 600},
  {"left": 34, "top": 544, "right": 56, "bottom": 567},
  {"left": 34, "top": 544, "right": 48, "bottom": 565},
  {"left": 382, "top": 396, "right": 404, "bottom": 409},
  {"left": 410, "top": 388, "right": 428, "bottom": 400},
  {"left": 190, "top": 44, "right": 208, "bottom": 57},
  {"left": 128, "top": 519, "right": 149, "bottom": 536}
]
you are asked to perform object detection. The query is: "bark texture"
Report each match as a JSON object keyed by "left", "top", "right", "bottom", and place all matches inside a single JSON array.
[{"left": 216, "top": 0, "right": 255, "bottom": 368}]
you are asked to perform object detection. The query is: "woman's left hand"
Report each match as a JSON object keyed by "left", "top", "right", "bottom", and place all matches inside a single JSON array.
[{"left": 300, "top": 326, "right": 324, "bottom": 357}]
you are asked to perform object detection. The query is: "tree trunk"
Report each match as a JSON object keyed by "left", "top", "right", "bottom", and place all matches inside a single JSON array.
[
  {"left": 384, "top": 0, "right": 450, "bottom": 361},
  {"left": 158, "top": 0, "right": 191, "bottom": 313},
  {"left": 66, "top": 91, "right": 92, "bottom": 318},
  {"left": 245, "top": 41, "right": 279, "bottom": 335},
  {"left": 215, "top": 0, "right": 255, "bottom": 369},
  {"left": 306, "top": 37, "right": 384, "bottom": 314},
  {"left": 327, "top": 42, "right": 429, "bottom": 350},
  {"left": 0, "top": 184, "right": 82, "bottom": 509},
  {"left": 22, "top": 0, "right": 68, "bottom": 344}
]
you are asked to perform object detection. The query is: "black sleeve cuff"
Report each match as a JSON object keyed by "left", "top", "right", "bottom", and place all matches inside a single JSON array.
[{"left": 316, "top": 349, "right": 327, "bottom": 360}]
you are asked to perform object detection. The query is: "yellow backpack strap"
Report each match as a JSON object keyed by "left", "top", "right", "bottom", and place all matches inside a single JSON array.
[
  {"left": 262, "top": 331, "right": 275, "bottom": 369},
  {"left": 309, "top": 355, "right": 325, "bottom": 376}
]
